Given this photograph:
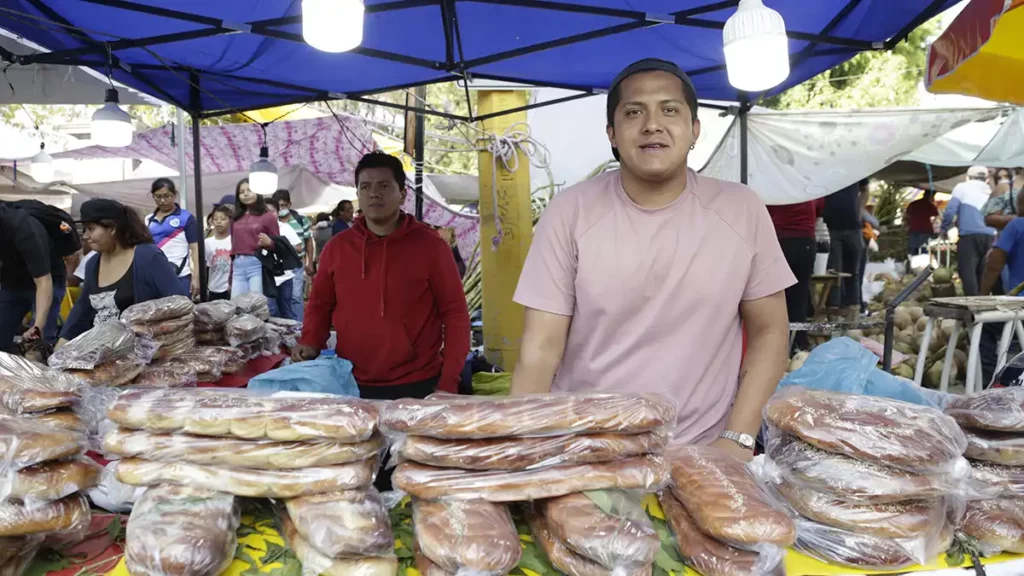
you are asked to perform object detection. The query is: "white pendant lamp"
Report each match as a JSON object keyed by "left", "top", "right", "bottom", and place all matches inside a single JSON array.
[
  {"left": 249, "top": 146, "right": 279, "bottom": 195},
  {"left": 303, "top": 0, "right": 365, "bottom": 53},
  {"left": 723, "top": 0, "right": 790, "bottom": 92},
  {"left": 30, "top": 142, "right": 54, "bottom": 184},
  {"left": 91, "top": 88, "right": 134, "bottom": 147}
]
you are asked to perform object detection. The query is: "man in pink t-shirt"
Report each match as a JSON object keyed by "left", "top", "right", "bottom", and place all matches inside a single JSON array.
[{"left": 511, "top": 59, "right": 795, "bottom": 461}]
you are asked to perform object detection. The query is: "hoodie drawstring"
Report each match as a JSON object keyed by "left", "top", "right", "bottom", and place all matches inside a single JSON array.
[
  {"left": 360, "top": 235, "right": 367, "bottom": 280},
  {"left": 380, "top": 241, "right": 387, "bottom": 318}
]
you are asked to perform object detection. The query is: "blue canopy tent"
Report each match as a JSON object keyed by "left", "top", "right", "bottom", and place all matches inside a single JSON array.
[{"left": 0, "top": 0, "right": 958, "bottom": 292}]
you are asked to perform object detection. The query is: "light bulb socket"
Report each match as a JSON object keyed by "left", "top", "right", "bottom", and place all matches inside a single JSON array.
[{"left": 104, "top": 88, "right": 121, "bottom": 105}]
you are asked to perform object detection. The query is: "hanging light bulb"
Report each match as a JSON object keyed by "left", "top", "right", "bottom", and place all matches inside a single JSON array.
[
  {"left": 30, "top": 142, "right": 54, "bottom": 184},
  {"left": 303, "top": 0, "right": 365, "bottom": 53},
  {"left": 723, "top": 0, "right": 790, "bottom": 92},
  {"left": 91, "top": 88, "right": 134, "bottom": 147},
  {"left": 249, "top": 146, "right": 279, "bottom": 195}
]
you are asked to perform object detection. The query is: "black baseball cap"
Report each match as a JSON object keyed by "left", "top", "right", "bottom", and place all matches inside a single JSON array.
[
  {"left": 214, "top": 194, "right": 235, "bottom": 207},
  {"left": 78, "top": 198, "right": 128, "bottom": 224},
  {"left": 606, "top": 58, "right": 699, "bottom": 161}
]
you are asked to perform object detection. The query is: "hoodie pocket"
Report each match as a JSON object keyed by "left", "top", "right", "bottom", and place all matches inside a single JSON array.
[{"left": 335, "top": 318, "right": 416, "bottom": 377}]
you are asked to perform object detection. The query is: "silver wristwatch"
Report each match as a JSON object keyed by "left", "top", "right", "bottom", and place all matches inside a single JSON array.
[{"left": 720, "top": 430, "right": 755, "bottom": 450}]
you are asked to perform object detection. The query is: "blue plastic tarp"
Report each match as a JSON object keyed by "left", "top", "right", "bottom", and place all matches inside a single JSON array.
[{"left": 0, "top": 1, "right": 958, "bottom": 113}]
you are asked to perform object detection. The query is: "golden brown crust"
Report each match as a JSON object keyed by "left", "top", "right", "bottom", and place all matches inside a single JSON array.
[
  {"left": 0, "top": 494, "right": 90, "bottom": 537},
  {"left": 392, "top": 456, "right": 668, "bottom": 502},
  {"left": 962, "top": 499, "right": 1024, "bottom": 554},
  {"left": 285, "top": 490, "right": 393, "bottom": 558},
  {"left": 525, "top": 508, "right": 651, "bottom": 576},
  {"left": 279, "top": 512, "right": 398, "bottom": 576},
  {"left": 667, "top": 446, "right": 795, "bottom": 548},
  {"left": 963, "top": 428, "right": 1024, "bottom": 465},
  {"left": 26, "top": 411, "right": 87, "bottom": 433},
  {"left": 130, "top": 314, "right": 194, "bottom": 338},
  {"left": 400, "top": 431, "right": 667, "bottom": 470},
  {"left": 543, "top": 493, "right": 659, "bottom": 569},
  {"left": 130, "top": 364, "right": 198, "bottom": 389},
  {"left": 0, "top": 415, "right": 86, "bottom": 470},
  {"left": 66, "top": 355, "right": 146, "bottom": 387},
  {"left": 121, "top": 295, "right": 195, "bottom": 325},
  {"left": 414, "top": 545, "right": 453, "bottom": 576},
  {"left": 115, "top": 458, "right": 376, "bottom": 498},
  {"left": 8, "top": 458, "right": 102, "bottom": 504},
  {"left": 0, "top": 374, "right": 80, "bottom": 414},
  {"left": 658, "top": 491, "right": 767, "bottom": 576},
  {"left": 948, "top": 387, "right": 1024, "bottom": 432},
  {"left": 413, "top": 499, "right": 520, "bottom": 574}
]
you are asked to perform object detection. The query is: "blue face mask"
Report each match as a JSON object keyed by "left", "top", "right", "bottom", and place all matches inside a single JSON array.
[{"left": 278, "top": 208, "right": 289, "bottom": 218}]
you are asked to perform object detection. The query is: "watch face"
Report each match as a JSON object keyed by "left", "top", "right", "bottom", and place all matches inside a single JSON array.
[{"left": 739, "top": 433, "right": 755, "bottom": 448}]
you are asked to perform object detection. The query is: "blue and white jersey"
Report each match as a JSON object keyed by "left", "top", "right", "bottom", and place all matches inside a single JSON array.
[{"left": 146, "top": 205, "right": 198, "bottom": 277}]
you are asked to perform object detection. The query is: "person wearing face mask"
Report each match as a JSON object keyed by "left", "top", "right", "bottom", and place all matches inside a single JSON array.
[
  {"left": 145, "top": 178, "right": 200, "bottom": 299},
  {"left": 510, "top": 59, "right": 793, "bottom": 460},
  {"left": 58, "top": 199, "right": 185, "bottom": 345},
  {"left": 271, "top": 189, "right": 313, "bottom": 321},
  {"left": 230, "top": 179, "right": 280, "bottom": 298}
]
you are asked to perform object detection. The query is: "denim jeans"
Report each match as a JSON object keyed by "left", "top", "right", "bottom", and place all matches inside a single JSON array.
[
  {"left": 231, "top": 256, "right": 263, "bottom": 299},
  {"left": 291, "top": 269, "right": 304, "bottom": 322},
  {"left": 0, "top": 281, "right": 67, "bottom": 351},
  {"left": 267, "top": 277, "right": 294, "bottom": 320}
]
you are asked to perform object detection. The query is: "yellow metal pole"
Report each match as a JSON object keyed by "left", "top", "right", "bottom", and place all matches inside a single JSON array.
[{"left": 477, "top": 90, "right": 533, "bottom": 371}]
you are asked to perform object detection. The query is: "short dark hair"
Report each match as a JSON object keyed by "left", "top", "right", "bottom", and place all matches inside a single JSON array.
[
  {"left": 606, "top": 73, "right": 698, "bottom": 127},
  {"left": 315, "top": 212, "right": 331, "bottom": 224},
  {"left": 97, "top": 208, "right": 152, "bottom": 247},
  {"left": 355, "top": 151, "right": 405, "bottom": 190},
  {"left": 150, "top": 177, "right": 177, "bottom": 196},
  {"left": 265, "top": 197, "right": 280, "bottom": 211},
  {"left": 212, "top": 204, "right": 233, "bottom": 219},
  {"left": 233, "top": 177, "right": 269, "bottom": 221},
  {"left": 271, "top": 189, "right": 291, "bottom": 204}
]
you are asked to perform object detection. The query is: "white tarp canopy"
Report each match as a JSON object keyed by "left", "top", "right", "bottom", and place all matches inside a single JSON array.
[
  {"left": 700, "top": 105, "right": 1009, "bottom": 205},
  {"left": 904, "top": 107, "right": 1024, "bottom": 168},
  {"left": 0, "top": 165, "right": 72, "bottom": 210}
]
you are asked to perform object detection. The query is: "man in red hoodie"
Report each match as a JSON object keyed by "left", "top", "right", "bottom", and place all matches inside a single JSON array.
[{"left": 292, "top": 151, "right": 471, "bottom": 401}]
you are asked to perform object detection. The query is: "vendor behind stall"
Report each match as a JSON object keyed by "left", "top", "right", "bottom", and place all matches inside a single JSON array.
[
  {"left": 510, "top": 58, "right": 793, "bottom": 461},
  {"left": 58, "top": 199, "right": 186, "bottom": 345}
]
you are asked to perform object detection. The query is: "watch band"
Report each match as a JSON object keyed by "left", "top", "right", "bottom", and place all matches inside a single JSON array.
[{"left": 719, "top": 430, "right": 755, "bottom": 450}]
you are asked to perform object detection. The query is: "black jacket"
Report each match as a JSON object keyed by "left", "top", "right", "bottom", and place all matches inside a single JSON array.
[{"left": 258, "top": 235, "right": 303, "bottom": 298}]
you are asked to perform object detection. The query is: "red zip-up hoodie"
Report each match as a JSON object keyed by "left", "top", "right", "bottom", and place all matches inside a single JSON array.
[{"left": 301, "top": 214, "right": 471, "bottom": 392}]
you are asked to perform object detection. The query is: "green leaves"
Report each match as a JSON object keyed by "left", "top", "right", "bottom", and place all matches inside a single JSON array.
[
  {"left": 24, "top": 550, "right": 72, "bottom": 576},
  {"left": 946, "top": 533, "right": 982, "bottom": 568}
]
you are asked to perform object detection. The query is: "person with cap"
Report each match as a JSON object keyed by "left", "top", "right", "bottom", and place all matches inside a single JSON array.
[
  {"left": 58, "top": 199, "right": 186, "bottom": 345},
  {"left": 145, "top": 178, "right": 200, "bottom": 299},
  {"left": 941, "top": 165, "right": 996, "bottom": 296},
  {"left": 510, "top": 58, "right": 794, "bottom": 461}
]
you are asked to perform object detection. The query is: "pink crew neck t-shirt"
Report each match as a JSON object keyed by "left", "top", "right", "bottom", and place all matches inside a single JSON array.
[{"left": 514, "top": 169, "right": 795, "bottom": 444}]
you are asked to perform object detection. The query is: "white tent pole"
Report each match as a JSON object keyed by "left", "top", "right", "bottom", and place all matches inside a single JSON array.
[{"left": 175, "top": 107, "right": 189, "bottom": 210}]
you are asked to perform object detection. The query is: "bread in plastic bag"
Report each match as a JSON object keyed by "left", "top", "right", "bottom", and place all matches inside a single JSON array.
[
  {"left": 152, "top": 333, "right": 196, "bottom": 361},
  {"left": 120, "top": 295, "right": 195, "bottom": 325},
  {"left": 125, "top": 484, "right": 239, "bottom": 576},
  {"left": 169, "top": 346, "right": 244, "bottom": 378},
  {"left": 763, "top": 386, "right": 967, "bottom": 474},
  {"left": 4, "top": 457, "right": 101, "bottom": 509},
  {"left": 381, "top": 393, "right": 675, "bottom": 439},
  {"left": 947, "top": 386, "right": 1024, "bottom": 432},
  {"left": 969, "top": 462, "right": 1024, "bottom": 498},
  {"left": 195, "top": 300, "right": 237, "bottom": 327},
  {"left": 524, "top": 506, "right": 651, "bottom": 576},
  {"left": 414, "top": 545, "right": 452, "bottom": 576},
  {"left": 16, "top": 410, "right": 86, "bottom": 433},
  {"left": 130, "top": 314, "right": 194, "bottom": 338},
  {"left": 961, "top": 498, "right": 1024, "bottom": 555},
  {"left": 394, "top": 455, "right": 668, "bottom": 502},
  {"left": 657, "top": 490, "right": 784, "bottom": 576},
  {"left": 964, "top": 428, "right": 1024, "bottom": 465},
  {"left": 0, "top": 416, "right": 87, "bottom": 471},
  {"left": 115, "top": 457, "right": 376, "bottom": 497},
  {"left": 0, "top": 352, "right": 82, "bottom": 414},
  {"left": 666, "top": 445, "right": 795, "bottom": 548},
  {"left": 103, "top": 427, "right": 384, "bottom": 470},
  {"left": 225, "top": 314, "right": 268, "bottom": 347},
  {"left": 0, "top": 535, "right": 43, "bottom": 576},
  {"left": 107, "top": 388, "right": 378, "bottom": 442},
  {"left": 278, "top": 509, "right": 398, "bottom": 576},
  {"left": 0, "top": 493, "right": 89, "bottom": 536},
  {"left": 232, "top": 292, "right": 271, "bottom": 322},
  {"left": 793, "top": 516, "right": 953, "bottom": 570},
  {"left": 66, "top": 355, "right": 147, "bottom": 388},
  {"left": 287, "top": 490, "right": 393, "bottom": 559},
  {"left": 195, "top": 330, "right": 226, "bottom": 345},
  {"left": 48, "top": 321, "right": 136, "bottom": 371},
  {"left": 413, "top": 499, "right": 520, "bottom": 576},
  {"left": 130, "top": 364, "right": 198, "bottom": 389},
  {"left": 542, "top": 491, "right": 659, "bottom": 570},
  {"left": 764, "top": 433, "right": 967, "bottom": 504},
  {"left": 396, "top": 430, "right": 667, "bottom": 471}
]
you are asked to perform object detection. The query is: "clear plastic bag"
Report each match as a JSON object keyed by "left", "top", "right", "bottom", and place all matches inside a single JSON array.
[
  {"left": 225, "top": 314, "right": 268, "bottom": 346},
  {"left": 969, "top": 462, "right": 1024, "bottom": 498},
  {"left": 666, "top": 445, "right": 795, "bottom": 549},
  {"left": 131, "top": 364, "right": 198, "bottom": 389},
  {"left": 194, "top": 300, "right": 237, "bottom": 328},
  {"left": 66, "top": 355, "right": 147, "bottom": 387},
  {"left": 287, "top": 490, "right": 393, "bottom": 558},
  {"left": 0, "top": 534, "right": 44, "bottom": 576},
  {"left": 120, "top": 295, "right": 195, "bottom": 325},
  {"left": 763, "top": 386, "right": 967, "bottom": 474},
  {"left": 259, "top": 331, "right": 283, "bottom": 355},
  {"left": 279, "top": 509, "right": 398, "bottom": 576},
  {"left": 948, "top": 387, "right": 1024, "bottom": 432},
  {"left": 70, "top": 386, "right": 120, "bottom": 452},
  {"left": 791, "top": 516, "right": 953, "bottom": 570},
  {"left": 103, "top": 428, "right": 385, "bottom": 470},
  {"left": 381, "top": 393, "right": 676, "bottom": 439},
  {"left": 107, "top": 388, "right": 378, "bottom": 442},
  {"left": 0, "top": 352, "right": 82, "bottom": 414},
  {"left": 414, "top": 544, "right": 452, "bottom": 576},
  {"left": 764, "top": 433, "right": 968, "bottom": 504},
  {"left": 125, "top": 485, "right": 239, "bottom": 576},
  {"left": 542, "top": 491, "right": 659, "bottom": 571},
  {"left": 395, "top": 430, "right": 667, "bottom": 471},
  {"left": 87, "top": 461, "right": 146, "bottom": 514},
  {"left": 413, "top": 499, "right": 519, "bottom": 576},
  {"left": 15, "top": 410, "right": 86, "bottom": 433},
  {"left": 0, "top": 415, "right": 87, "bottom": 471},
  {"left": 961, "top": 498, "right": 1024, "bottom": 555},
  {"left": 152, "top": 335, "right": 196, "bottom": 361},
  {"left": 524, "top": 505, "right": 650, "bottom": 576},
  {"left": 195, "top": 330, "right": 226, "bottom": 345},
  {"left": 232, "top": 293, "right": 271, "bottom": 321},
  {"left": 4, "top": 457, "right": 101, "bottom": 509},
  {"left": 0, "top": 493, "right": 90, "bottom": 536},
  {"left": 130, "top": 314, "right": 194, "bottom": 338},
  {"left": 392, "top": 455, "right": 668, "bottom": 502},
  {"left": 114, "top": 457, "right": 376, "bottom": 497},
  {"left": 657, "top": 491, "right": 784, "bottom": 576},
  {"left": 168, "top": 346, "right": 244, "bottom": 378},
  {"left": 964, "top": 428, "right": 1024, "bottom": 465},
  {"left": 48, "top": 321, "right": 136, "bottom": 370}
]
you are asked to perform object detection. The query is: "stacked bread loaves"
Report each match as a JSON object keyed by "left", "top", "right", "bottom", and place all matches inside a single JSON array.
[
  {"left": 761, "top": 386, "right": 967, "bottom": 570},
  {"left": 947, "top": 387, "right": 1024, "bottom": 555},
  {"left": 382, "top": 393, "right": 674, "bottom": 576},
  {"left": 0, "top": 352, "right": 85, "bottom": 433},
  {"left": 232, "top": 292, "right": 271, "bottom": 321},
  {"left": 50, "top": 322, "right": 147, "bottom": 387},
  {"left": 121, "top": 295, "right": 196, "bottom": 361},
  {"left": 225, "top": 314, "right": 273, "bottom": 360},
  {"left": 194, "top": 300, "right": 238, "bottom": 345},
  {"left": 103, "top": 388, "right": 392, "bottom": 575},
  {"left": 0, "top": 416, "right": 100, "bottom": 572},
  {"left": 170, "top": 346, "right": 246, "bottom": 383},
  {"left": 267, "top": 317, "right": 303, "bottom": 351}
]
